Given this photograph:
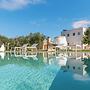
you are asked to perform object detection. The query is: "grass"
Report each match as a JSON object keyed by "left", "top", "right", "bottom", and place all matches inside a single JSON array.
[{"left": 67, "top": 49, "right": 90, "bottom": 52}]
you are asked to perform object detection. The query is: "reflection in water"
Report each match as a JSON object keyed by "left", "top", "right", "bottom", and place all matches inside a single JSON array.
[
  {"left": 56, "top": 53, "right": 67, "bottom": 66},
  {"left": 41, "top": 52, "right": 90, "bottom": 76},
  {"left": 0, "top": 52, "right": 90, "bottom": 76},
  {"left": 2, "top": 52, "right": 90, "bottom": 76},
  {"left": 0, "top": 52, "right": 90, "bottom": 90},
  {"left": 61, "top": 58, "right": 87, "bottom": 76},
  {"left": 57, "top": 52, "right": 90, "bottom": 76},
  {"left": 0, "top": 52, "right": 5, "bottom": 59},
  {"left": 14, "top": 52, "right": 38, "bottom": 60},
  {"left": 49, "top": 52, "right": 90, "bottom": 90}
]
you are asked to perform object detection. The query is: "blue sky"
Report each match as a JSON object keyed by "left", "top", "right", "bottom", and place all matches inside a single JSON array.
[{"left": 0, "top": 0, "right": 90, "bottom": 38}]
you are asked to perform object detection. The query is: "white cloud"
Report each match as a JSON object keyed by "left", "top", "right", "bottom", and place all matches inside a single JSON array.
[
  {"left": 72, "top": 20, "right": 90, "bottom": 28},
  {"left": 0, "top": 0, "right": 46, "bottom": 10}
]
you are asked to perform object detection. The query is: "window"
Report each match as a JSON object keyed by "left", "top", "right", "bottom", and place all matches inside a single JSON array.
[
  {"left": 73, "top": 66, "right": 75, "bottom": 70},
  {"left": 67, "top": 34, "right": 69, "bottom": 37},
  {"left": 67, "top": 65, "right": 69, "bottom": 69},
  {"left": 78, "top": 32, "right": 80, "bottom": 35},
  {"left": 68, "top": 43, "right": 69, "bottom": 45},
  {"left": 73, "top": 33, "right": 75, "bottom": 36}
]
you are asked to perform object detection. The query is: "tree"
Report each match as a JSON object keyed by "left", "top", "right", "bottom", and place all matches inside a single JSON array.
[
  {"left": 29, "top": 32, "right": 46, "bottom": 49},
  {"left": 0, "top": 32, "right": 46, "bottom": 50},
  {"left": 82, "top": 27, "right": 90, "bottom": 45}
]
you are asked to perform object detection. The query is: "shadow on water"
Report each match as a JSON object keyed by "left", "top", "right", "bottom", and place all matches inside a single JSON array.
[
  {"left": 49, "top": 57, "right": 90, "bottom": 90},
  {"left": 49, "top": 69, "right": 90, "bottom": 90}
]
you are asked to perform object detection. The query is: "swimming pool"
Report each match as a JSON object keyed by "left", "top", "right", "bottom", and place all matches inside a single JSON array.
[{"left": 0, "top": 52, "right": 90, "bottom": 90}]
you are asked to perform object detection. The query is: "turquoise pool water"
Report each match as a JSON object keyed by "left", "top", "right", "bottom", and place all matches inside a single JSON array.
[
  {"left": 0, "top": 52, "right": 60, "bottom": 90},
  {"left": 0, "top": 52, "right": 90, "bottom": 90}
]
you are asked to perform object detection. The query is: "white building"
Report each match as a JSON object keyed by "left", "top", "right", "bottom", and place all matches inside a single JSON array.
[
  {"left": 61, "top": 27, "right": 87, "bottom": 49},
  {"left": 54, "top": 36, "right": 67, "bottom": 49}
]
